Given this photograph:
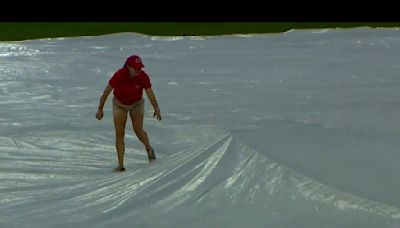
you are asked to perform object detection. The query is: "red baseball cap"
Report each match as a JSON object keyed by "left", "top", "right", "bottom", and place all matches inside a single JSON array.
[{"left": 126, "top": 55, "right": 144, "bottom": 69}]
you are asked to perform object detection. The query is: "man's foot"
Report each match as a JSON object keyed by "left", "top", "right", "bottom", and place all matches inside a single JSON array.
[
  {"left": 114, "top": 166, "right": 126, "bottom": 172},
  {"left": 146, "top": 146, "right": 156, "bottom": 162}
]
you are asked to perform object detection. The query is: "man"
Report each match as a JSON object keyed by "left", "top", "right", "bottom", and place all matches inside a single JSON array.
[{"left": 96, "top": 55, "right": 161, "bottom": 171}]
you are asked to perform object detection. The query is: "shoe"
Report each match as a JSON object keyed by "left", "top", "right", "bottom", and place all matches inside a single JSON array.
[
  {"left": 146, "top": 147, "right": 156, "bottom": 162},
  {"left": 114, "top": 166, "right": 126, "bottom": 172}
]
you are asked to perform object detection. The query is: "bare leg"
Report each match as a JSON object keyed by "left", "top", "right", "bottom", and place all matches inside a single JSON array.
[
  {"left": 130, "top": 110, "right": 151, "bottom": 150},
  {"left": 113, "top": 106, "right": 128, "bottom": 168}
]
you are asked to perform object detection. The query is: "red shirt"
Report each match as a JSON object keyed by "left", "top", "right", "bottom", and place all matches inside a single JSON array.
[{"left": 109, "top": 68, "right": 152, "bottom": 105}]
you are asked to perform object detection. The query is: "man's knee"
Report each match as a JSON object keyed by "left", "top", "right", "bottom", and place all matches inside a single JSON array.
[
  {"left": 135, "top": 128, "right": 146, "bottom": 137},
  {"left": 134, "top": 127, "right": 142, "bottom": 136}
]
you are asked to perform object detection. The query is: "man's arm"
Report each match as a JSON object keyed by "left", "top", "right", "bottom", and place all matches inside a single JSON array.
[
  {"left": 98, "top": 84, "right": 113, "bottom": 110},
  {"left": 145, "top": 87, "right": 161, "bottom": 121},
  {"left": 96, "top": 84, "right": 113, "bottom": 120}
]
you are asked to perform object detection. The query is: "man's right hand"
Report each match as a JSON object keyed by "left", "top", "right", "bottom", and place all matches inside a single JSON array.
[{"left": 96, "top": 109, "right": 104, "bottom": 120}]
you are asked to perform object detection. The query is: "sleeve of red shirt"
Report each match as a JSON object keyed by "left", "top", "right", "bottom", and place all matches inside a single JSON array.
[
  {"left": 109, "top": 68, "right": 122, "bottom": 88},
  {"left": 141, "top": 72, "right": 152, "bottom": 89}
]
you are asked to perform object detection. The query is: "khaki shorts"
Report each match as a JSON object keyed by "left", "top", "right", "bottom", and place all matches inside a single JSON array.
[{"left": 113, "top": 97, "right": 144, "bottom": 115}]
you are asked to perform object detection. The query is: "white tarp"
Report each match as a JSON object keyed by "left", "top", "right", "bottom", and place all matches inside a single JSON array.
[{"left": 1, "top": 27, "right": 400, "bottom": 227}]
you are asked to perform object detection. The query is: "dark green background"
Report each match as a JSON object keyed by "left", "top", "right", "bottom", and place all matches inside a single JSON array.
[{"left": 1, "top": 22, "right": 399, "bottom": 41}]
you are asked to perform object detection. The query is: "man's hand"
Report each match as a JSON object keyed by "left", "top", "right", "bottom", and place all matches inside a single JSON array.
[
  {"left": 96, "top": 109, "right": 104, "bottom": 120},
  {"left": 153, "top": 108, "right": 162, "bottom": 121}
]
